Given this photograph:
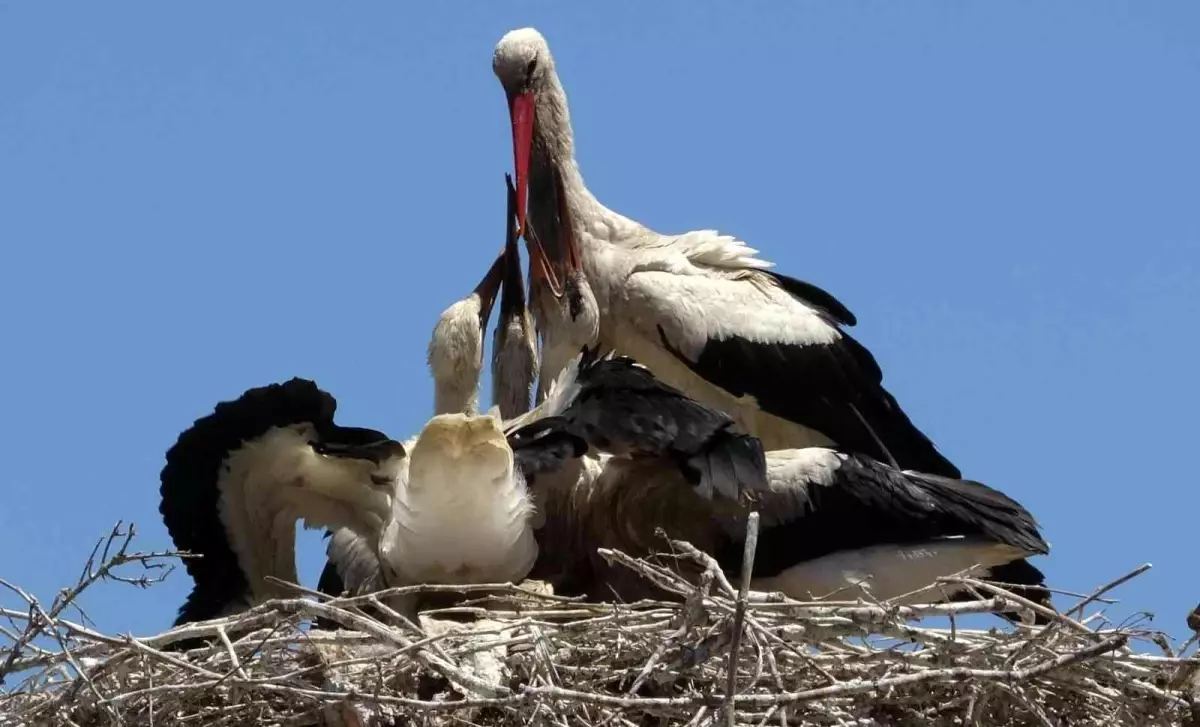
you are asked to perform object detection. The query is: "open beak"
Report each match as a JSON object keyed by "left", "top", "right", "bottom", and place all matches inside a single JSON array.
[
  {"left": 523, "top": 162, "right": 581, "bottom": 301},
  {"left": 507, "top": 90, "right": 535, "bottom": 237},
  {"left": 473, "top": 250, "right": 506, "bottom": 333},
  {"left": 525, "top": 226, "right": 563, "bottom": 299}
]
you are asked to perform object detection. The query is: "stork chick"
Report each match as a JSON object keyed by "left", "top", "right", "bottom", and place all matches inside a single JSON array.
[
  {"left": 158, "top": 378, "right": 406, "bottom": 627},
  {"left": 491, "top": 174, "right": 539, "bottom": 419},
  {"left": 316, "top": 178, "right": 548, "bottom": 619},
  {"left": 428, "top": 248, "right": 505, "bottom": 416}
]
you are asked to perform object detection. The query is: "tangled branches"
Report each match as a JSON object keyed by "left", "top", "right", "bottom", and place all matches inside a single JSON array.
[{"left": 1, "top": 523, "right": 1197, "bottom": 726}]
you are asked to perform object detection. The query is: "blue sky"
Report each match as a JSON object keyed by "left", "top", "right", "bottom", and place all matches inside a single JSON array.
[{"left": 1, "top": 3, "right": 1197, "bottom": 643}]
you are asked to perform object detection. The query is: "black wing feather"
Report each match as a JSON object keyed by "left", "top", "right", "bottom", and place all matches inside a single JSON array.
[
  {"left": 313, "top": 532, "right": 390, "bottom": 630},
  {"left": 719, "top": 452, "right": 1047, "bottom": 580},
  {"left": 765, "top": 270, "right": 857, "bottom": 327},
  {"left": 659, "top": 319, "right": 961, "bottom": 479},
  {"left": 512, "top": 355, "right": 769, "bottom": 500},
  {"left": 509, "top": 418, "right": 589, "bottom": 479}
]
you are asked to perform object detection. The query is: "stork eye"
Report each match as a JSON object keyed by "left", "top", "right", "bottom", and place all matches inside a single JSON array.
[{"left": 525, "top": 56, "right": 538, "bottom": 80}]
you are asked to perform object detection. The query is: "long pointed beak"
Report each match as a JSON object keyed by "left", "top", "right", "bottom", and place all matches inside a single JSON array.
[
  {"left": 502, "top": 174, "right": 529, "bottom": 316},
  {"left": 508, "top": 91, "right": 534, "bottom": 236},
  {"left": 474, "top": 251, "right": 506, "bottom": 333}
]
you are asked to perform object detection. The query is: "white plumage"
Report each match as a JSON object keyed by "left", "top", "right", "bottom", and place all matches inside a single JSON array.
[
  {"left": 317, "top": 187, "right": 547, "bottom": 617},
  {"left": 385, "top": 412, "right": 537, "bottom": 586}
]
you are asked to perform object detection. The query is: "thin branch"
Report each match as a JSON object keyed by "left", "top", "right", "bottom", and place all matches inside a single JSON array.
[{"left": 724, "top": 511, "right": 759, "bottom": 727}]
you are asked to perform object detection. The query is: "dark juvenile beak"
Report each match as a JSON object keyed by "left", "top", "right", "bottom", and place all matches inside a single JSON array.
[
  {"left": 501, "top": 174, "right": 529, "bottom": 318},
  {"left": 507, "top": 90, "right": 535, "bottom": 237},
  {"left": 314, "top": 425, "right": 407, "bottom": 463},
  {"left": 474, "top": 249, "right": 506, "bottom": 334}
]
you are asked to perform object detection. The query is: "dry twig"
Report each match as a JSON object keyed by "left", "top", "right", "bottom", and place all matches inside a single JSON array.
[{"left": 0, "top": 524, "right": 1194, "bottom": 727}]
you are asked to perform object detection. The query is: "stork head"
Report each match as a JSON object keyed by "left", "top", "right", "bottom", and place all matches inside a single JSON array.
[
  {"left": 493, "top": 27, "right": 554, "bottom": 237},
  {"left": 289, "top": 421, "right": 408, "bottom": 532},
  {"left": 428, "top": 251, "right": 506, "bottom": 413}
]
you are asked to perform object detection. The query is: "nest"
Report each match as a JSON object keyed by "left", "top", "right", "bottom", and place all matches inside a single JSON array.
[{"left": 2, "top": 523, "right": 1198, "bottom": 726}]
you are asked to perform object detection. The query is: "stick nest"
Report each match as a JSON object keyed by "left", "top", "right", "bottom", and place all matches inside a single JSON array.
[{"left": 2, "top": 523, "right": 1198, "bottom": 726}]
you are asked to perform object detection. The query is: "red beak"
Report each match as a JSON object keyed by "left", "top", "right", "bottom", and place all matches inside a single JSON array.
[{"left": 507, "top": 91, "right": 535, "bottom": 237}]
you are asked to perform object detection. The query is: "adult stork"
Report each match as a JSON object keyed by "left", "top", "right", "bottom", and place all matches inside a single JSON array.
[
  {"left": 516, "top": 353, "right": 1050, "bottom": 621},
  {"left": 514, "top": 186, "right": 1051, "bottom": 618},
  {"left": 492, "top": 28, "right": 961, "bottom": 478}
]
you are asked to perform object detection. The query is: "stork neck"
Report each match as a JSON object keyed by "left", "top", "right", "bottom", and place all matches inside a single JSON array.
[
  {"left": 215, "top": 428, "right": 397, "bottom": 609},
  {"left": 528, "top": 72, "right": 594, "bottom": 252},
  {"left": 492, "top": 313, "right": 538, "bottom": 419},
  {"left": 218, "top": 488, "right": 300, "bottom": 606},
  {"left": 434, "top": 383, "right": 480, "bottom": 417},
  {"left": 528, "top": 70, "right": 652, "bottom": 320}
]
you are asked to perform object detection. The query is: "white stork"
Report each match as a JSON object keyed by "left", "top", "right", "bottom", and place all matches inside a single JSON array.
[
  {"left": 492, "top": 28, "right": 961, "bottom": 479},
  {"left": 426, "top": 175, "right": 538, "bottom": 420},
  {"left": 155, "top": 374, "right": 534, "bottom": 636},
  {"left": 514, "top": 353, "right": 1049, "bottom": 621},
  {"left": 511, "top": 177, "right": 1051, "bottom": 619}
]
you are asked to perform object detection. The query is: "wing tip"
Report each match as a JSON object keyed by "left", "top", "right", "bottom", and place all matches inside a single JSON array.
[
  {"left": 982, "top": 558, "right": 1055, "bottom": 625},
  {"left": 690, "top": 429, "right": 769, "bottom": 502}
]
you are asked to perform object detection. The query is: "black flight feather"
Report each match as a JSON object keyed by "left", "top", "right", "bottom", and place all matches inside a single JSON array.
[
  {"left": 512, "top": 354, "right": 770, "bottom": 501},
  {"left": 658, "top": 322, "right": 961, "bottom": 479}
]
